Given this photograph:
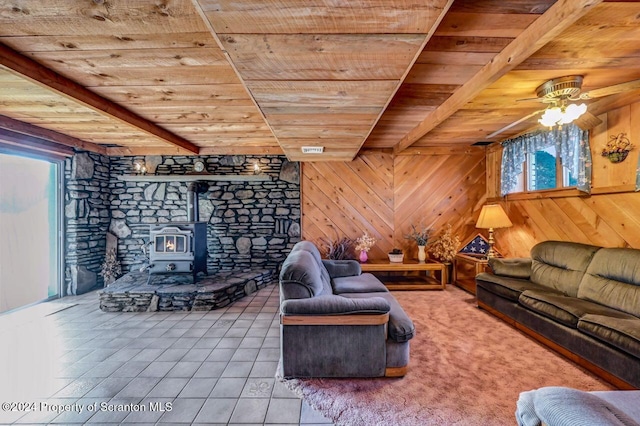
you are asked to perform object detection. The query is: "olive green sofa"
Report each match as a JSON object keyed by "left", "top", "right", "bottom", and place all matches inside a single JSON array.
[{"left": 476, "top": 241, "right": 640, "bottom": 389}]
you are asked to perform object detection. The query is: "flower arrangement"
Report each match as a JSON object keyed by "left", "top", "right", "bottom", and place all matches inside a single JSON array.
[
  {"left": 428, "top": 224, "right": 461, "bottom": 263},
  {"left": 355, "top": 231, "right": 377, "bottom": 253},
  {"left": 100, "top": 248, "right": 122, "bottom": 285},
  {"left": 404, "top": 224, "right": 431, "bottom": 246},
  {"left": 602, "top": 132, "right": 634, "bottom": 163}
]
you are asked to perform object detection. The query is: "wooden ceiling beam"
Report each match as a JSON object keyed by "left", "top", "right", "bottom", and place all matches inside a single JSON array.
[
  {"left": 107, "top": 145, "right": 284, "bottom": 156},
  {"left": 394, "top": 0, "right": 604, "bottom": 153},
  {"left": 0, "top": 114, "right": 107, "bottom": 155},
  {"left": 0, "top": 43, "right": 200, "bottom": 154},
  {"left": 0, "top": 127, "right": 74, "bottom": 158}
]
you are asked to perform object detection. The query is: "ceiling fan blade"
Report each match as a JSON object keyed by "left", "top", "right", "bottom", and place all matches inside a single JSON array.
[
  {"left": 516, "top": 97, "right": 542, "bottom": 102},
  {"left": 579, "top": 79, "right": 640, "bottom": 99},
  {"left": 486, "top": 109, "right": 545, "bottom": 139},
  {"left": 573, "top": 111, "right": 602, "bottom": 130}
]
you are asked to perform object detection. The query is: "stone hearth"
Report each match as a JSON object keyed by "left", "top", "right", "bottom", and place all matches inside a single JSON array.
[{"left": 99, "top": 269, "right": 275, "bottom": 312}]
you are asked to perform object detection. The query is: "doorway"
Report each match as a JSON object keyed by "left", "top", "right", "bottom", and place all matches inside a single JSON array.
[{"left": 0, "top": 153, "right": 61, "bottom": 313}]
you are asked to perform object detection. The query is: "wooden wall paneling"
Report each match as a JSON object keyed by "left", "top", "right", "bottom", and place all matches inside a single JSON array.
[
  {"left": 302, "top": 175, "right": 363, "bottom": 240},
  {"left": 497, "top": 190, "right": 640, "bottom": 256},
  {"left": 591, "top": 102, "right": 640, "bottom": 188},
  {"left": 301, "top": 154, "right": 396, "bottom": 259},
  {"left": 604, "top": 105, "right": 635, "bottom": 186},
  {"left": 590, "top": 112, "right": 610, "bottom": 188},
  {"left": 393, "top": 152, "right": 486, "bottom": 252},
  {"left": 486, "top": 146, "right": 501, "bottom": 198},
  {"left": 586, "top": 195, "right": 640, "bottom": 248},
  {"left": 551, "top": 198, "right": 626, "bottom": 248},
  {"left": 301, "top": 150, "right": 487, "bottom": 260}
]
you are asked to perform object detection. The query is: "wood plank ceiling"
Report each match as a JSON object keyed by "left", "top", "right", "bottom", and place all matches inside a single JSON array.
[{"left": 0, "top": 0, "right": 639, "bottom": 160}]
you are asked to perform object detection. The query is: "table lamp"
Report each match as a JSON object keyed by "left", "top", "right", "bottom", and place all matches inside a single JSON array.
[{"left": 476, "top": 204, "right": 512, "bottom": 258}]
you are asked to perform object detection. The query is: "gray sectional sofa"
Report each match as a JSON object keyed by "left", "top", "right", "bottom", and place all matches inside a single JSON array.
[
  {"left": 279, "top": 241, "right": 415, "bottom": 378},
  {"left": 476, "top": 241, "right": 640, "bottom": 389}
]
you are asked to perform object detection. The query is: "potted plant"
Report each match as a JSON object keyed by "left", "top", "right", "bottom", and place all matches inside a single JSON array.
[
  {"left": 404, "top": 224, "right": 431, "bottom": 262},
  {"left": 388, "top": 248, "right": 404, "bottom": 263},
  {"left": 321, "top": 235, "right": 355, "bottom": 260},
  {"left": 428, "top": 224, "right": 461, "bottom": 283},
  {"left": 355, "top": 231, "right": 377, "bottom": 263}
]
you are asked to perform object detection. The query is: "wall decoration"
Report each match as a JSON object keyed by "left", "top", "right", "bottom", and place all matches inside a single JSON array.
[{"left": 602, "top": 132, "right": 634, "bottom": 163}]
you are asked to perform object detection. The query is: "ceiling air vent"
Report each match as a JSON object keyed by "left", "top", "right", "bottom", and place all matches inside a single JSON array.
[{"left": 301, "top": 146, "right": 324, "bottom": 154}]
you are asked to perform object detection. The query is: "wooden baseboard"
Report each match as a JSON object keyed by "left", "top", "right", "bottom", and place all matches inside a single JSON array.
[
  {"left": 477, "top": 300, "right": 636, "bottom": 390},
  {"left": 385, "top": 366, "right": 407, "bottom": 377}
]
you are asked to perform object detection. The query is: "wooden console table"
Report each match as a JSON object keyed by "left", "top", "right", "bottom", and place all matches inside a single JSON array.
[{"left": 360, "top": 259, "right": 446, "bottom": 290}]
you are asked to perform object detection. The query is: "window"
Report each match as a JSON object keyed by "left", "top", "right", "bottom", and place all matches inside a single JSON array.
[
  {"left": 500, "top": 124, "right": 591, "bottom": 196},
  {"left": 518, "top": 146, "right": 577, "bottom": 192},
  {"left": 0, "top": 153, "right": 62, "bottom": 312}
]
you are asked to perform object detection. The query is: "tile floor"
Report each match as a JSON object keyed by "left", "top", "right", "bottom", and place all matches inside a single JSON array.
[{"left": 0, "top": 283, "right": 334, "bottom": 425}]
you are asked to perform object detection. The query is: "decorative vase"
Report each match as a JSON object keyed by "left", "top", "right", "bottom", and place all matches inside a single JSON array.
[
  {"left": 418, "top": 245, "right": 426, "bottom": 262},
  {"left": 359, "top": 250, "right": 368, "bottom": 263}
]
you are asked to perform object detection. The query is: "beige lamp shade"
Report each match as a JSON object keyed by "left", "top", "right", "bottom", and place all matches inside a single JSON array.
[{"left": 476, "top": 204, "right": 513, "bottom": 229}]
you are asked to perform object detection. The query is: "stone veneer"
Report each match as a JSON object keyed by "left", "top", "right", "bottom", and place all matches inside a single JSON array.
[
  {"left": 99, "top": 269, "right": 275, "bottom": 312},
  {"left": 64, "top": 152, "right": 111, "bottom": 294},
  {"left": 108, "top": 155, "right": 301, "bottom": 274}
]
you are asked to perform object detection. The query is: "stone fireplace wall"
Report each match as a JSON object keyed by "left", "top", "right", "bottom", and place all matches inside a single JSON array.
[
  {"left": 64, "top": 152, "right": 111, "bottom": 294},
  {"left": 107, "top": 155, "right": 301, "bottom": 274}
]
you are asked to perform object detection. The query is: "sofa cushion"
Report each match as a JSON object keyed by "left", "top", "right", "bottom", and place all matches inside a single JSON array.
[
  {"left": 291, "top": 241, "right": 333, "bottom": 294},
  {"left": 578, "top": 248, "right": 640, "bottom": 317},
  {"left": 342, "top": 292, "right": 415, "bottom": 343},
  {"left": 279, "top": 250, "right": 331, "bottom": 299},
  {"left": 322, "top": 259, "right": 362, "bottom": 278},
  {"left": 530, "top": 241, "right": 600, "bottom": 297},
  {"left": 476, "top": 272, "right": 561, "bottom": 302},
  {"left": 489, "top": 257, "right": 532, "bottom": 279},
  {"left": 531, "top": 387, "right": 640, "bottom": 426},
  {"left": 332, "top": 273, "right": 388, "bottom": 294},
  {"left": 578, "top": 314, "right": 640, "bottom": 359},
  {"left": 280, "top": 294, "right": 390, "bottom": 316},
  {"left": 519, "top": 290, "right": 636, "bottom": 328}
]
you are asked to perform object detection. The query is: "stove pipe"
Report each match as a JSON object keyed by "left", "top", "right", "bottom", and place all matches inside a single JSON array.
[{"left": 187, "top": 181, "right": 208, "bottom": 222}]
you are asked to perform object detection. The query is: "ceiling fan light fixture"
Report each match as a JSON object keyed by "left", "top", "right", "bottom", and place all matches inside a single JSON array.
[
  {"left": 563, "top": 103, "right": 587, "bottom": 122},
  {"left": 538, "top": 102, "right": 587, "bottom": 128}
]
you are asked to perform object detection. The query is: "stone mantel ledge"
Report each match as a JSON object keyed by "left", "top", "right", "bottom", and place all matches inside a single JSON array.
[{"left": 116, "top": 174, "right": 272, "bottom": 182}]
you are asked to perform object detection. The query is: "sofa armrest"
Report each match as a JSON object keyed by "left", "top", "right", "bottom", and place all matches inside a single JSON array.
[
  {"left": 489, "top": 257, "right": 532, "bottom": 279},
  {"left": 322, "top": 259, "right": 362, "bottom": 278},
  {"left": 281, "top": 295, "right": 390, "bottom": 317}
]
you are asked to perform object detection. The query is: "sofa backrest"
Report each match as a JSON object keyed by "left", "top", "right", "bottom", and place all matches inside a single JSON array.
[
  {"left": 279, "top": 243, "right": 333, "bottom": 300},
  {"left": 578, "top": 248, "right": 640, "bottom": 317},
  {"left": 290, "top": 241, "right": 332, "bottom": 289},
  {"left": 530, "top": 241, "right": 600, "bottom": 297}
]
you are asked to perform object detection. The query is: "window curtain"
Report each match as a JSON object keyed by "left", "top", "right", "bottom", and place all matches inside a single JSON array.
[{"left": 500, "top": 123, "right": 591, "bottom": 196}]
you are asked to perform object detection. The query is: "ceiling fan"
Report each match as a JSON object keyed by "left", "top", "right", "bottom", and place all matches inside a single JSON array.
[{"left": 487, "top": 76, "right": 640, "bottom": 139}]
